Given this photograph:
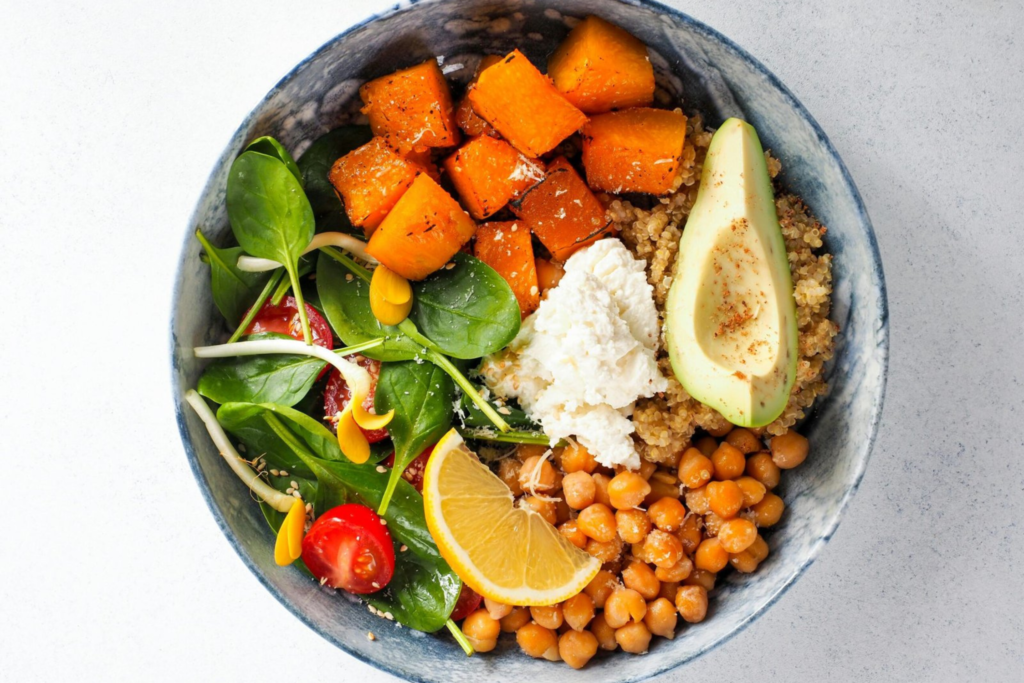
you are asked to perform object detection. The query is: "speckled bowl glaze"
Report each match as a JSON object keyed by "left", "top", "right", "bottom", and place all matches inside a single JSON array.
[{"left": 171, "top": 1, "right": 888, "bottom": 680}]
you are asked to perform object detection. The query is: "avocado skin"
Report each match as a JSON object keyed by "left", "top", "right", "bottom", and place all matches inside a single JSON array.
[{"left": 665, "top": 118, "right": 797, "bottom": 427}]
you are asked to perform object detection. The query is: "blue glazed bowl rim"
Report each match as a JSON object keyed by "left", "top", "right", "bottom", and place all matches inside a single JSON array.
[{"left": 170, "top": 1, "right": 889, "bottom": 680}]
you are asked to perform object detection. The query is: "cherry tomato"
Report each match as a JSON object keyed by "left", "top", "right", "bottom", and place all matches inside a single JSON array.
[
  {"left": 383, "top": 445, "right": 435, "bottom": 493},
  {"left": 323, "top": 355, "right": 388, "bottom": 443},
  {"left": 449, "top": 584, "right": 483, "bottom": 621},
  {"left": 301, "top": 504, "right": 395, "bottom": 594},
  {"left": 245, "top": 295, "right": 333, "bottom": 349}
]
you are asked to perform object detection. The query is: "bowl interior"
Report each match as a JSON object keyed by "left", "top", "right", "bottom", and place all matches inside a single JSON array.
[{"left": 171, "top": 1, "right": 888, "bottom": 681}]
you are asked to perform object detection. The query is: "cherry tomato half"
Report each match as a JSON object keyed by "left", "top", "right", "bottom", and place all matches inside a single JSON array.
[
  {"left": 449, "top": 584, "right": 483, "bottom": 621},
  {"left": 245, "top": 295, "right": 333, "bottom": 349},
  {"left": 383, "top": 445, "right": 435, "bottom": 493},
  {"left": 323, "top": 355, "right": 388, "bottom": 443},
  {"left": 301, "top": 504, "right": 395, "bottom": 594}
]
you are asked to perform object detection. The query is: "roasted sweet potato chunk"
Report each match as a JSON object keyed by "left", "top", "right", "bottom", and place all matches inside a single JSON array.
[
  {"left": 365, "top": 173, "right": 476, "bottom": 280},
  {"left": 360, "top": 60, "right": 460, "bottom": 153},
  {"left": 455, "top": 55, "right": 502, "bottom": 138},
  {"left": 582, "top": 108, "right": 687, "bottom": 195},
  {"left": 329, "top": 137, "right": 424, "bottom": 235},
  {"left": 468, "top": 50, "right": 588, "bottom": 157},
  {"left": 511, "top": 157, "right": 611, "bottom": 261},
  {"left": 548, "top": 16, "right": 655, "bottom": 114},
  {"left": 444, "top": 136, "right": 545, "bottom": 219},
  {"left": 473, "top": 221, "right": 541, "bottom": 316}
]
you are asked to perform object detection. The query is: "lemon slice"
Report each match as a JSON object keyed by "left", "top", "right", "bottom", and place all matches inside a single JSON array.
[{"left": 423, "top": 429, "right": 600, "bottom": 606}]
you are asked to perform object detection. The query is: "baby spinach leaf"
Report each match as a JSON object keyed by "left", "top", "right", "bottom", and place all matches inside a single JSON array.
[
  {"left": 227, "top": 149, "right": 315, "bottom": 344},
  {"left": 374, "top": 361, "right": 455, "bottom": 515},
  {"left": 195, "top": 229, "right": 271, "bottom": 326},
  {"left": 298, "top": 126, "right": 373, "bottom": 229},
  {"left": 316, "top": 250, "right": 422, "bottom": 361},
  {"left": 246, "top": 136, "right": 302, "bottom": 185},
  {"left": 410, "top": 252, "right": 521, "bottom": 359},
  {"left": 198, "top": 332, "right": 325, "bottom": 407},
  {"left": 457, "top": 392, "right": 538, "bottom": 430}
]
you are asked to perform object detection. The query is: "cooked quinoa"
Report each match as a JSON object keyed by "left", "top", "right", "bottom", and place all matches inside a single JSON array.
[{"left": 608, "top": 114, "right": 840, "bottom": 464}]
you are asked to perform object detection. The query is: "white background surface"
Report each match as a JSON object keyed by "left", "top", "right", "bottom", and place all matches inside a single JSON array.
[{"left": 2, "top": 1, "right": 1022, "bottom": 681}]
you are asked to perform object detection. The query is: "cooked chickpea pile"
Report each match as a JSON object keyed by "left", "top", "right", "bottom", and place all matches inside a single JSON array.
[{"left": 462, "top": 427, "right": 810, "bottom": 668}]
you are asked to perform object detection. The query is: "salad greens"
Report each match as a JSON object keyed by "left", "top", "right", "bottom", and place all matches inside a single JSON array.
[
  {"left": 194, "top": 229, "right": 271, "bottom": 326},
  {"left": 245, "top": 136, "right": 303, "bottom": 184},
  {"left": 226, "top": 148, "right": 315, "bottom": 344},
  {"left": 298, "top": 126, "right": 373, "bottom": 231},
  {"left": 374, "top": 361, "right": 455, "bottom": 515}
]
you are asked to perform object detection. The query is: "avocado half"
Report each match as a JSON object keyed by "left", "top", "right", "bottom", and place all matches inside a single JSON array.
[{"left": 665, "top": 118, "right": 798, "bottom": 427}]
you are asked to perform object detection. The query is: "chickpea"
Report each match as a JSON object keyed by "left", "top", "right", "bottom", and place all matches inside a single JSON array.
[
  {"left": 521, "top": 496, "right": 557, "bottom": 525},
  {"left": 590, "top": 613, "right": 618, "bottom": 651},
  {"left": 642, "top": 529, "right": 684, "bottom": 568},
  {"left": 703, "top": 511, "right": 725, "bottom": 537},
  {"left": 707, "top": 422, "right": 733, "bottom": 437},
  {"left": 591, "top": 473, "right": 613, "bottom": 507},
  {"left": 622, "top": 560, "right": 661, "bottom": 600},
  {"left": 753, "top": 493, "right": 785, "bottom": 527},
  {"left": 729, "top": 549, "right": 759, "bottom": 573},
  {"left": 516, "top": 622, "right": 560, "bottom": 661},
  {"left": 747, "top": 534, "right": 770, "bottom": 563},
  {"left": 683, "top": 569, "right": 717, "bottom": 592},
  {"left": 615, "top": 622, "right": 653, "bottom": 654},
  {"left": 718, "top": 518, "right": 758, "bottom": 553},
  {"left": 638, "top": 459, "right": 658, "bottom": 480},
  {"left": 746, "top": 452, "right": 781, "bottom": 489},
  {"left": 684, "top": 486, "right": 710, "bottom": 515},
  {"left": 519, "top": 454, "right": 557, "bottom": 491},
  {"left": 631, "top": 541, "right": 654, "bottom": 564},
  {"left": 500, "top": 607, "right": 531, "bottom": 632},
  {"left": 736, "top": 476, "right": 767, "bottom": 507},
  {"left": 615, "top": 508, "right": 652, "bottom": 544},
  {"left": 484, "top": 598, "right": 512, "bottom": 621},
  {"left": 530, "top": 604, "right": 564, "bottom": 630},
  {"left": 559, "top": 519, "right": 588, "bottom": 549},
  {"left": 644, "top": 597, "right": 678, "bottom": 639},
  {"left": 694, "top": 435, "right": 718, "bottom": 458},
  {"left": 675, "top": 585, "right": 709, "bottom": 623},
  {"left": 659, "top": 580, "right": 681, "bottom": 602},
  {"left": 678, "top": 448, "right": 714, "bottom": 489},
  {"left": 498, "top": 458, "right": 524, "bottom": 496},
  {"left": 706, "top": 480, "right": 744, "bottom": 519},
  {"left": 562, "top": 592, "right": 595, "bottom": 632},
  {"left": 771, "top": 431, "right": 809, "bottom": 469},
  {"left": 463, "top": 610, "right": 500, "bottom": 652},
  {"left": 586, "top": 536, "right": 623, "bottom": 563},
  {"left": 583, "top": 570, "right": 619, "bottom": 609},
  {"left": 516, "top": 444, "right": 549, "bottom": 462},
  {"left": 562, "top": 471, "right": 596, "bottom": 509},
  {"left": 712, "top": 442, "right": 746, "bottom": 480},
  {"left": 577, "top": 503, "right": 617, "bottom": 542},
  {"left": 604, "top": 587, "right": 647, "bottom": 628},
  {"left": 644, "top": 477, "right": 682, "bottom": 507},
  {"left": 678, "top": 514, "right": 703, "bottom": 554},
  {"left": 648, "top": 497, "right": 687, "bottom": 532},
  {"left": 558, "top": 629, "right": 599, "bottom": 669},
  {"left": 555, "top": 497, "right": 572, "bottom": 524},
  {"left": 695, "top": 537, "right": 730, "bottom": 572},
  {"left": 725, "top": 427, "right": 762, "bottom": 455},
  {"left": 608, "top": 471, "right": 651, "bottom": 510},
  {"left": 561, "top": 441, "right": 598, "bottom": 473},
  {"left": 655, "top": 555, "right": 693, "bottom": 583}
]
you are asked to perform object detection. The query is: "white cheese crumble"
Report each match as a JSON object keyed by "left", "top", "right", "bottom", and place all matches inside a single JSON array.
[{"left": 480, "top": 239, "right": 667, "bottom": 469}]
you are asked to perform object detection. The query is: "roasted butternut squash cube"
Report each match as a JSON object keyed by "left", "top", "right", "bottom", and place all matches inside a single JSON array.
[
  {"left": 455, "top": 55, "right": 502, "bottom": 138},
  {"left": 360, "top": 60, "right": 460, "bottom": 153},
  {"left": 511, "top": 157, "right": 611, "bottom": 261},
  {"left": 365, "top": 173, "right": 477, "bottom": 280},
  {"left": 473, "top": 221, "right": 541, "bottom": 316},
  {"left": 444, "top": 136, "right": 545, "bottom": 219},
  {"left": 468, "top": 50, "right": 588, "bottom": 157},
  {"left": 582, "top": 108, "right": 687, "bottom": 195},
  {"left": 548, "top": 16, "right": 655, "bottom": 114},
  {"left": 328, "top": 137, "right": 424, "bottom": 235}
]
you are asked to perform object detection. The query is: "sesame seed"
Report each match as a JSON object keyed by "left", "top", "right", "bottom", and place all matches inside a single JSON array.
[
  {"left": 376, "top": 465, "right": 387, "bottom": 473},
  {"left": 380, "top": 518, "right": 387, "bottom": 525},
  {"left": 280, "top": 470, "right": 289, "bottom": 477},
  {"left": 290, "top": 480, "right": 299, "bottom": 489},
  {"left": 497, "top": 406, "right": 511, "bottom": 415},
  {"left": 305, "top": 503, "right": 313, "bottom": 513},
  {"left": 383, "top": 612, "right": 394, "bottom": 620},
  {"left": 399, "top": 545, "right": 408, "bottom": 552},
  {"left": 372, "top": 581, "right": 380, "bottom": 589},
  {"left": 445, "top": 262, "right": 456, "bottom": 270},
  {"left": 291, "top": 490, "right": 302, "bottom": 498},
  {"left": 270, "top": 469, "right": 280, "bottom": 477},
  {"left": 285, "top": 487, "right": 294, "bottom": 495},
  {"left": 367, "top": 632, "right": 376, "bottom": 641},
  {"left": 345, "top": 273, "right": 354, "bottom": 281}
]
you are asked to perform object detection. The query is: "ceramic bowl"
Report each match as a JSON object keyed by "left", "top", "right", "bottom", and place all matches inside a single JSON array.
[{"left": 170, "top": 1, "right": 888, "bottom": 680}]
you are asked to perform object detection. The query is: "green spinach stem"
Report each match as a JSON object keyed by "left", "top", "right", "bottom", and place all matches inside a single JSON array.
[
  {"left": 445, "top": 618, "right": 475, "bottom": 657},
  {"left": 227, "top": 269, "right": 285, "bottom": 344},
  {"left": 286, "top": 264, "right": 314, "bottom": 345},
  {"left": 457, "top": 428, "right": 556, "bottom": 446},
  {"left": 320, "top": 245, "right": 372, "bottom": 282},
  {"left": 427, "top": 350, "right": 510, "bottom": 433}
]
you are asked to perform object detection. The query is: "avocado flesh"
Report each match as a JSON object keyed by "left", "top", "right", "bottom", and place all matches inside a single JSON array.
[{"left": 665, "top": 118, "right": 797, "bottom": 427}]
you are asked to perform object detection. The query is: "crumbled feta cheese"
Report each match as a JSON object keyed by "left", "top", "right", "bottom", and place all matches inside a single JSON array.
[{"left": 480, "top": 239, "right": 667, "bottom": 469}]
